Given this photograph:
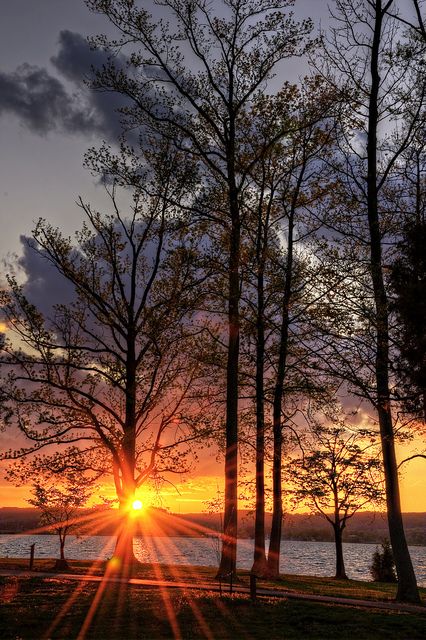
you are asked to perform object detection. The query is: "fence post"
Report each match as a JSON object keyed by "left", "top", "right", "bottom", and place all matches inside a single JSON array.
[
  {"left": 250, "top": 573, "right": 257, "bottom": 602},
  {"left": 29, "top": 543, "right": 35, "bottom": 570}
]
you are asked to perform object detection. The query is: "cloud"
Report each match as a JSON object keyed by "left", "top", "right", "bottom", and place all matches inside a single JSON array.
[
  {"left": 0, "top": 63, "right": 100, "bottom": 136},
  {"left": 0, "top": 30, "right": 130, "bottom": 140},
  {"left": 18, "top": 236, "right": 76, "bottom": 316},
  {"left": 51, "top": 30, "right": 103, "bottom": 84},
  {"left": 52, "top": 30, "right": 131, "bottom": 140}
]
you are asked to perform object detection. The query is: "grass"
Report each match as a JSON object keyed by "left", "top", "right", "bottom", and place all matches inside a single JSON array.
[
  {"left": 0, "top": 572, "right": 425, "bottom": 639},
  {"left": 1, "top": 558, "right": 425, "bottom": 639},
  {"left": 1, "top": 557, "right": 424, "bottom": 602}
]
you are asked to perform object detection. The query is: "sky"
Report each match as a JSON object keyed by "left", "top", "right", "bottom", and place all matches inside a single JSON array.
[{"left": 0, "top": 0, "right": 425, "bottom": 513}]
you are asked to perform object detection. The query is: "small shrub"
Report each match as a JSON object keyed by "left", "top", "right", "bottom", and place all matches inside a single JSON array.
[{"left": 370, "top": 540, "right": 397, "bottom": 582}]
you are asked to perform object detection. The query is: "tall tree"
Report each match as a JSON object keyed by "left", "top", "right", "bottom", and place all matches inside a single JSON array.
[
  {"left": 314, "top": 0, "right": 425, "bottom": 603},
  {"left": 85, "top": 0, "right": 313, "bottom": 578},
  {"left": 237, "top": 79, "right": 337, "bottom": 577},
  {"left": 0, "top": 150, "right": 210, "bottom": 566}
]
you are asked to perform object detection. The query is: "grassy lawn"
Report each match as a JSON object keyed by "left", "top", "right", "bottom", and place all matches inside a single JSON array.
[
  {"left": 0, "top": 561, "right": 425, "bottom": 639},
  {"left": 1, "top": 557, "right": 424, "bottom": 603},
  {"left": 0, "top": 574, "right": 425, "bottom": 639}
]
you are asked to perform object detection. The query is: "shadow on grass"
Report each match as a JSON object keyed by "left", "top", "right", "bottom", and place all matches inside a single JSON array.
[{"left": 0, "top": 575, "right": 425, "bottom": 639}]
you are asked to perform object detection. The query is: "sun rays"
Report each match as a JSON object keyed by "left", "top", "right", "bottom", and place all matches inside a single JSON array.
[{"left": 16, "top": 504, "right": 240, "bottom": 639}]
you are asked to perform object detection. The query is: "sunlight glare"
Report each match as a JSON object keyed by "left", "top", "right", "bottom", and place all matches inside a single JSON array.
[{"left": 132, "top": 499, "right": 143, "bottom": 511}]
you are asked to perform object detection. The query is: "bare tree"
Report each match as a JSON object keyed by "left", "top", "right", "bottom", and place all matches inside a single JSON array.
[
  {"left": 311, "top": 0, "right": 425, "bottom": 603},
  {"left": 286, "top": 412, "right": 384, "bottom": 580},
  {"left": 239, "top": 79, "right": 336, "bottom": 577},
  {"left": 0, "top": 149, "right": 211, "bottom": 566},
  {"left": 85, "top": 0, "right": 313, "bottom": 578}
]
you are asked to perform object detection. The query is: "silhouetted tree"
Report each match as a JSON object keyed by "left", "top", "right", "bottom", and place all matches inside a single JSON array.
[
  {"left": 286, "top": 411, "right": 384, "bottom": 580},
  {"left": 0, "top": 149, "right": 211, "bottom": 567},
  {"left": 370, "top": 540, "right": 397, "bottom": 582},
  {"left": 312, "top": 0, "right": 424, "bottom": 603},
  {"left": 236, "top": 77, "right": 337, "bottom": 577},
  {"left": 18, "top": 469, "right": 94, "bottom": 571},
  {"left": 85, "top": 0, "right": 313, "bottom": 579}
]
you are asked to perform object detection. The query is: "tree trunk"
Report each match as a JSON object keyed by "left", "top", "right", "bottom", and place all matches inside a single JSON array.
[
  {"left": 267, "top": 204, "right": 295, "bottom": 578},
  {"left": 54, "top": 532, "right": 69, "bottom": 570},
  {"left": 252, "top": 291, "right": 267, "bottom": 577},
  {"left": 251, "top": 218, "right": 268, "bottom": 577},
  {"left": 217, "top": 191, "right": 240, "bottom": 580},
  {"left": 333, "top": 524, "right": 347, "bottom": 580},
  {"left": 110, "top": 324, "right": 141, "bottom": 571},
  {"left": 366, "top": 0, "right": 420, "bottom": 604},
  {"left": 267, "top": 416, "right": 283, "bottom": 578},
  {"left": 112, "top": 500, "right": 139, "bottom": 570}
]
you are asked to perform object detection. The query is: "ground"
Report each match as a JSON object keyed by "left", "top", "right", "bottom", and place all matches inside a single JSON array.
[{"left": 0, "top": 560, "right": 425, "bottom": 639}]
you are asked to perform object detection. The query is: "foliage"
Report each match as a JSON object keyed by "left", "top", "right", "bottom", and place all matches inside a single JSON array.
[
  {"left": 370, "top": 540, "right": 397, "bottom": 583},
  {"left": 391, "top": 220, "right": 426, "bottom": 421},
  {"left": 23, "top": 468, "right": 94, "bottom": 567},
  {"left": 286, "top": 413, "right": 384, "bottom": 523},
  {"left": 285, "top": 407, "right": 384, "bottom": 578},
  {"left": 0, "top": 159, "right": 213, "bottom": 533},
  {"left": 83, "top": 0, "right": 317, "bottom": 579}
]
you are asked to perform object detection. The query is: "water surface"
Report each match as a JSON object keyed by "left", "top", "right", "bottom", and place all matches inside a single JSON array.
[{"left": 1, "top": 534, "right": 425, "bottom": 586}]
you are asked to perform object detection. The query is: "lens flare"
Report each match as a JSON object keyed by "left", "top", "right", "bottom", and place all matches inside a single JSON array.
[{"left": 132, "top": 499, "right": 143, "bottom": 511}]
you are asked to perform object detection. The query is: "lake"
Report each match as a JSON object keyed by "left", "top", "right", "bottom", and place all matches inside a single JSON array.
[{"left": 1, "top": 534, "right": 425, "bottom": 586}]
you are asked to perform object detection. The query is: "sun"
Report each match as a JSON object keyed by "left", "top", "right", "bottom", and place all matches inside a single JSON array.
[{"left": 132, "top": 499, "right": 143, "bottom": 511}]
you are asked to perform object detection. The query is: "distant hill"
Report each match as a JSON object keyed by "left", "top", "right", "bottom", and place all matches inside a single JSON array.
[{"left": 1, "top": 507, "right": 425, "bottom": 545}]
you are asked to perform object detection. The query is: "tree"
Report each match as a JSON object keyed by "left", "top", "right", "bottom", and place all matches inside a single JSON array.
[
  {"left": 85, "top": 0, "right": 314, "bottom": 579},
  {"left": 370, "top": 540, "right": 397, "bottom": 582},
  {"left": 312, "top": 0, "right": 425, "bottom": 603},
  {"left": 235, "top": 76, "right": 337, "bottom": 576},
  {"left": 264, "top": 83, "right": 336, "bottom": 578},
  {"left": 0, "top": 149, "right": 211, "bottom": 567},
  {"left": 286, "top": 413, "right": 384, "bottom": 580},
  {"left": 19, "top": 469, "right": 94, "bottom": 570}
]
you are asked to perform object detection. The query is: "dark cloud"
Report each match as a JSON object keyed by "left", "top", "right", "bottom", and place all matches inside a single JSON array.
[
  {"left": 19, "top": 236, "right": 76, "bottom": 316},
  {"left": 0, "top": 63, "right": 100, "bottom": 136},
  {"left": 0, "top": 30, "right": 130, "bottom": 140},
  {"left": 53, "top": 30, "right": 131, "bottom": 141},
  {"left": 51, "top": 30, "right": 103, "bottom": 84}
]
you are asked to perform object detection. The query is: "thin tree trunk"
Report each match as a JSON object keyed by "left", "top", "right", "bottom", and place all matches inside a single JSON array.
[
  {"left": 252, "top": 207, "right": 268, "bottom": 577},
  {"left": 267, "top": 414, "right": 283, "bottom": 578},
  {"left": 113, "top": 502, "right": 138, "bottom": 567},
  {"left": 267, "top": 203, "right": 296, "bottom": 578},
  {"left": 54, "top": 532, "right": 69, "bottom": 570},
  {"left": 217, "top": 183, "right": 240, "bottom": 579},
  {"left": 367, "top": 0, "right": 420, "bottom": 604}
]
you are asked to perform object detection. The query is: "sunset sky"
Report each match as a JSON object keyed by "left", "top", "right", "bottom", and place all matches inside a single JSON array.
[{"left": 0, "top": 0, "right": 425, "bottom": 514}]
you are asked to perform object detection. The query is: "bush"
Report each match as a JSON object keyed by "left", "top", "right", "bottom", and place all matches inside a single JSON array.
[{"left": 370, "top": 540, "right": 397, "bottom": 582}]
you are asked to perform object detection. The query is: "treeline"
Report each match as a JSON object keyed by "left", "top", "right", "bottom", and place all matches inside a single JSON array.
[
  {"left": 0, "top": 0, "right": 425, "bottom": 604},
  {"left": 2, "top": 508, "right": 426, "bottom": 546}
]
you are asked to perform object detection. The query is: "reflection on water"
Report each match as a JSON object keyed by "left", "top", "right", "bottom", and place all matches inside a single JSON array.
[{"left": 0, "top": 534, "right": 425, "bottom": 586}]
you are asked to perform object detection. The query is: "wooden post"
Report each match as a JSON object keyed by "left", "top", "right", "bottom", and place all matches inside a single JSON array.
[
  {"left": 250, "top": 573, "right": 257, "bottom": 602},
  {"left": 29, "top": 543, "right": 35, "bottom": 570}
]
